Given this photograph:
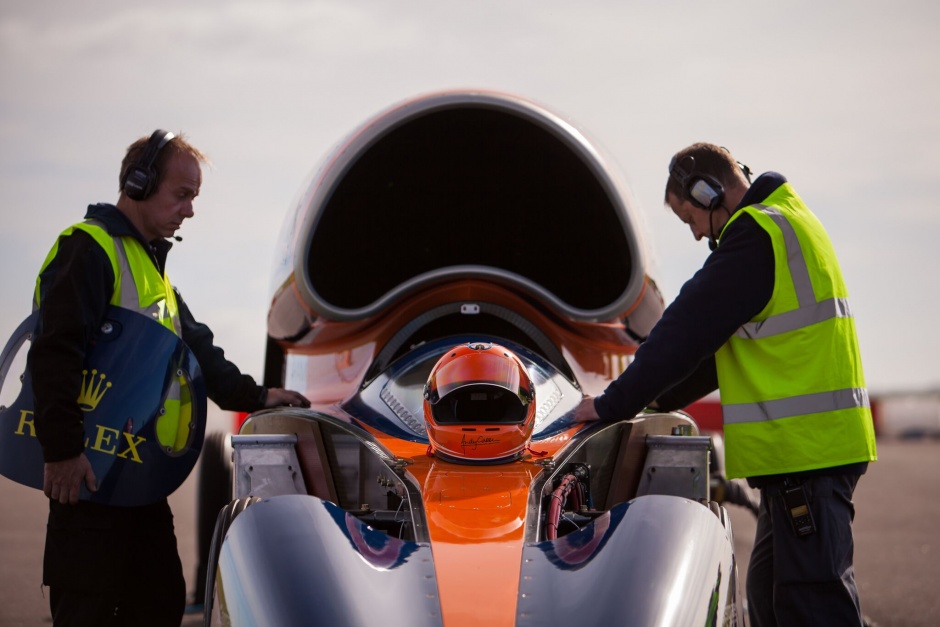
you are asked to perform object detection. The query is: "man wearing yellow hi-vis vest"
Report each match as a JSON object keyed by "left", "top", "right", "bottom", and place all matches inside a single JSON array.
[
  {"left": 27, "top": 130, "right": 309, "bottom": 626},
  {"left": 576, "top": 143, "right": 876, "bottom": 626}
]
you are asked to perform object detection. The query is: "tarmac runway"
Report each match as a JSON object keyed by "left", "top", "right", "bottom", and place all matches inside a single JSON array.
[{"left": 1, "top": 437, "right": 937, "bottom": 627}]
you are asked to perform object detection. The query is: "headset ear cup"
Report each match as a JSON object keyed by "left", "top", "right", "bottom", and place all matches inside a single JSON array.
[
  {"left": 670, "top": 154, "right": 724, "bottom": 211},
  {"left": 689, "top": 179, "right": 721, "bottom": 210},
  {"left": 123, "top": 129, "right": 173, "bottom": 201},
  {"left": 123, "top": 166, "right": 153, "bottom": 201}
]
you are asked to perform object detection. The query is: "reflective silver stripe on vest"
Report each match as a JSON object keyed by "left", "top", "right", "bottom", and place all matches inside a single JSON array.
[
  {"left": 86, "top": 220, "right": 175, "bottom": 329},
  {"left": 109, "top": 236, "right": 141, "bottom": 311},
  {"left": 734, "top": 205, "right": 851, "bottom": 340},
  {"left": 84, "top": 219, "right": 141, "bottom": 311},
  {"left": 723, "top": 387, "right": 869, "bottom": 425},
  {"left": 735, "top": 297, "right": 852, "bottom": 339}
]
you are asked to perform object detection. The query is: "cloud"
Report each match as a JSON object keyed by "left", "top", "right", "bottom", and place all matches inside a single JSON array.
[{"left": 1, "top": 0, "right": 939, "bottom": 390}]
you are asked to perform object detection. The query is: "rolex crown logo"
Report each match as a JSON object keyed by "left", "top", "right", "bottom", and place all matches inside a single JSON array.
[{"left": 77, "top": 369, "right": 112, "bottom": 412}]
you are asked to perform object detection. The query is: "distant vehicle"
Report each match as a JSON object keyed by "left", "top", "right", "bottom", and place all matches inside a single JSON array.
[
  {"left": 872, "top": 391, "right": 940, "bottom": 439},
  {"left": 199, "top": 90, "right": 742, "bottom": 626}
]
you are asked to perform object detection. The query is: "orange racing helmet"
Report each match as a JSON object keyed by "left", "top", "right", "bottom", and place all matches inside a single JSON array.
[{"left": 423, "top": 342, "right": 536, "bottom": 463}]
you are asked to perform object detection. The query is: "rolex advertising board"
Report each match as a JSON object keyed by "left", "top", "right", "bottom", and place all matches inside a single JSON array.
[{"left": 0, "top": 307, "right": 206, "bottom": 506}]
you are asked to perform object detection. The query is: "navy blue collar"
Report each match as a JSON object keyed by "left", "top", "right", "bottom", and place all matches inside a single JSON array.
[{"left": 735, "top": 172, "right": 788, "bottom": 210}]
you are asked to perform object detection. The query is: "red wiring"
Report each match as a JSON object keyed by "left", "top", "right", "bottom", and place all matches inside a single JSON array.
[{"left": 546, "top": 473, "right": 581, "bottom": 540}]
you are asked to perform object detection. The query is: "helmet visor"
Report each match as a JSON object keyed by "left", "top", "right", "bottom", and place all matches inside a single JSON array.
[{"left": 432, "top": 383, "right": 528, "bottom": 425}]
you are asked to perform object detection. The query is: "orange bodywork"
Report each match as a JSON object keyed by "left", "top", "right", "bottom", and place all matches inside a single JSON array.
[{"left": 362, "top": 425, "right": 582, "bottom": 626}]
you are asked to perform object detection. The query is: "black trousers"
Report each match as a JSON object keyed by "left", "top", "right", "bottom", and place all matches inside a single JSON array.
[
  {"left": 44, "top": 498, "right": 185, "bottom": 627},
  {"left": 746, "top": 474, "right": 863, "bottom": 627}
]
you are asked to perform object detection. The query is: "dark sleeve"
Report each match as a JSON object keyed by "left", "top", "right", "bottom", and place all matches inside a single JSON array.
[
  {"left": 653, "top": 356, "right": 718, "bottom": 412},
  {"left": 176, "top": 292, "right": 267, "bottom": 413},
  {"left": 28, "top": 231, "right": 113, "bottom": 462},
  {"left": 594, "top": 214, "right": 775, "bottom": 422}
]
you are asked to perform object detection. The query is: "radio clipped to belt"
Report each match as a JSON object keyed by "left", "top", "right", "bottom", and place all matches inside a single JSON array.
[{"left": 782, "top": 478, "right": 817, "bottom": 537}]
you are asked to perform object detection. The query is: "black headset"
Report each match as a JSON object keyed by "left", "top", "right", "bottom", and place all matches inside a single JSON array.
[
  {"left": 669, "top": 152, "right": 753, "bottom": 211},
  {"left": 122, "top": 129, "right": 175, "bottom": 201}
]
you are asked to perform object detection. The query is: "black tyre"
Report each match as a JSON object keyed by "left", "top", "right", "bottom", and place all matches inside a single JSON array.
[{"left": 192, "top": 431, "right": 232, "bottom": 606}]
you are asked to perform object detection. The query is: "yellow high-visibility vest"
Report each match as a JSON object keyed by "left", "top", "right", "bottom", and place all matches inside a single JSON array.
[
  {"left": 35, "top": 220, "right": 191, "bottom": 453},
  {"left": 715, "top": 184, "right": 877, "bottom": 479}
]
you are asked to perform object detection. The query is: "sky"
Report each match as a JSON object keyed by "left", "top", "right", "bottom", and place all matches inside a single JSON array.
[{"left": 1, "top": 0, "right": 938, "bottom": 395}]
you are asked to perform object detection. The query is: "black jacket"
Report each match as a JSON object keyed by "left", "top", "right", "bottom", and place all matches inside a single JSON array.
[
  {"left": 28, "top": 203, "right": 267, "bottom": 462},
  {"left": 594, "top": 173, "right": 784, "bottom": 421}
]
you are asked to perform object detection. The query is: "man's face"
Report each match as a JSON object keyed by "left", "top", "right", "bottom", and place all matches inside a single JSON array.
[
  {"left": 137, "top": 151, "right": 201, "bottom": 241},
  {"left": 668, "top": 192, "right": 714, "bottom": 243}
]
